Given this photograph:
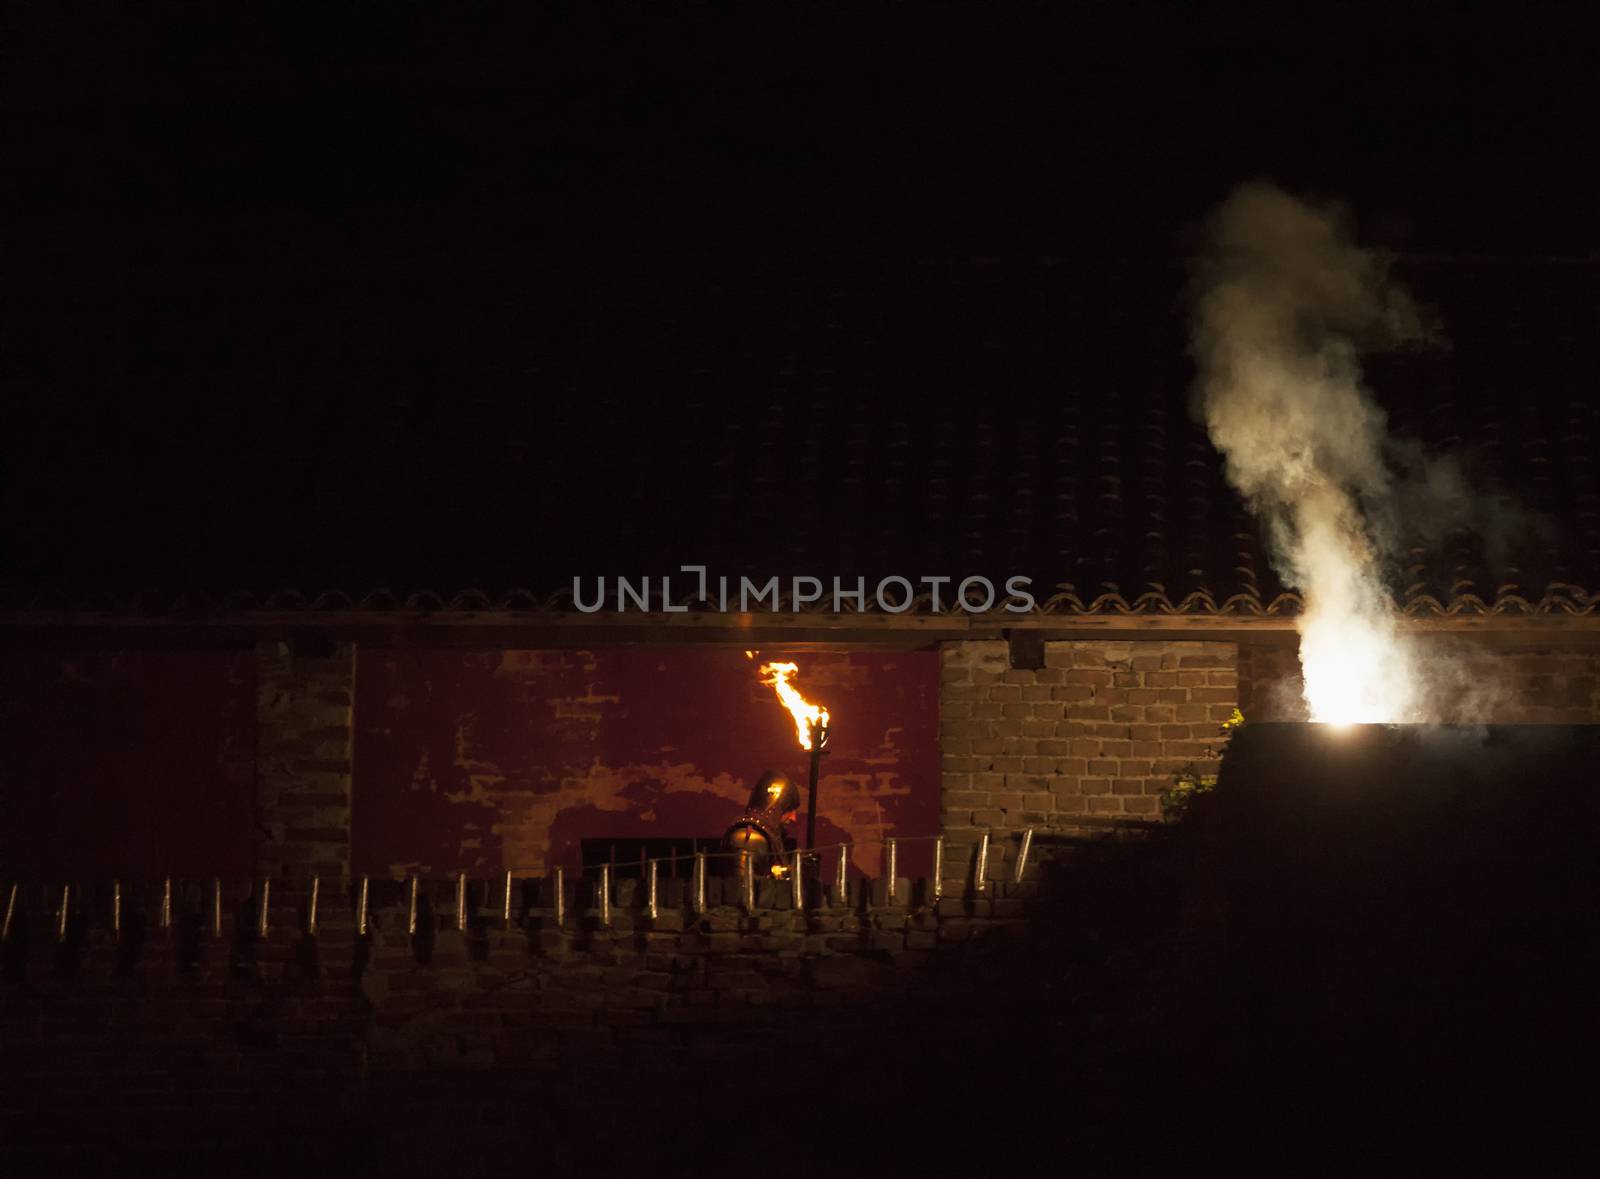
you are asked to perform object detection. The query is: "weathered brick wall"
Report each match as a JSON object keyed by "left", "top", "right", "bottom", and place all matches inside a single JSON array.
[
  {"left": 1238, "top": 639, "right": 1600, "bottom": 723},
  {"left": 0, "top": 886, "right": 366, "bottom": 1161},
  {"left": 0, "top": 868, "right": 1030, "bottom": 1161},
  {"left": 349, "top": 648, "right": 938, "bottom": 879},
  {"left": 256, "top": 640, "right": 356, "bottom": 886},
  {"left": 358, "top": 874, "right": 1024, "bottom": 1081},
  {"left": 1237, "top": 640, "right": 1308, "bottom": 721},
  {"left": 939, "top": 639, "right": 1239, "bottom": 888}
]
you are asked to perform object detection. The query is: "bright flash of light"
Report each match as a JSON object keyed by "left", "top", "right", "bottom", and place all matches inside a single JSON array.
[
  {"left": 1186, "top": 183, "right": 1442, "bottom": 729},
  {"left": 758, "top": 661, "right": 830, "bottom": 750},
  {"left": 1294, "top": 502, "right": 1419, "bottom": 725}
]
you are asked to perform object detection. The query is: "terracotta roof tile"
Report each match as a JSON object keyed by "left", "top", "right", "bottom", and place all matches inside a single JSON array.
[{"left": 4, "top": 254, "right": 1599, "bottom": 617}]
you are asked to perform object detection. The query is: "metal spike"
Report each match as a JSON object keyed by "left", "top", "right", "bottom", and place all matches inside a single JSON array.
[
  {"left": 58, "top": 883, "right": 71, "bottom": 943},
  {"left": 160, "top": 878, "right": 172, "bottom": 932},
  {"left": 2, "top": 882, "right": 16, "bottom": 942},
  {"left": 308, "top": 876, "right": 320, "bottom": 937},
  {"left": 552, "top": 866, "right": 565, "bottom": 929},
  {"left": 931, "top": 837, "right": 944, "bottom": 904},
  {"left": 503, "top": 870, "right": 514, "bottom": 928},
  {"left": 257, "top": 877, "right": 271, "bottom": 938},
  {"left": 692, "top": 851, "right": 706, "bottom": 916},
  {"left": 356, "top": 875, "right": 370, "bottom": 937},
  {"left": 407, "top": 876, "right": 419, "bottom": 936},
  {"left": 790, "top": 850, "right": 804, "bottom": 912},
  {"left": 646, "top": 859, "right": 659, "bottom": 921},
  {"left": 598, "top": 864, "right": 611, "bottom": 927},
  {"left": 885, "top": 838, "right": 898, "bottom": 901},
  {"left": 834, "top": 843, "right": 849, "bottom": 904},
  {"left": 455, "top": 872, "right": 468, "bottom": 932},
  {"left": 740, "top": 852, "right": 755, "bottom": 912},
  {"left": 211, "top": 878, "right": 222, "bottom": 938},
  {"left": 1014, "top": 828, "right": 1035, "bottom": 884},
  {"left": 112, "top": 879, "right": 122, "bottom": 937},
  {"left": 974, "top": 832, "right": 990, "bottom": 894}
]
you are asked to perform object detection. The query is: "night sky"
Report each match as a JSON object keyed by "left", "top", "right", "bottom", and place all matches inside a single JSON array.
[{"left": 4, "top": 3, "right": 1596, "bottom": 598}]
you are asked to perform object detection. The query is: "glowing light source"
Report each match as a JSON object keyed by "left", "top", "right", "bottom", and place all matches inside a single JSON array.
[
  {"left": 1295, "top": 504, "right": 1419, "bottom": 725},
  {"left": 758, "top": 661, "right": 830, "bottom": 750},
  {"left": 1187, "top": 183, "right": 1435, "bottom": 729}
]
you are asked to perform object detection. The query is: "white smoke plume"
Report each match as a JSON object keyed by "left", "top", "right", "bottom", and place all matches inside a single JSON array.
[{"left": 1188, "top": 181, "right": 1437, "bottom": 723}]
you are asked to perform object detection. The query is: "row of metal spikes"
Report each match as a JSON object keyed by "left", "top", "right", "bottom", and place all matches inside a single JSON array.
[{"left": 1, "top": 830, "right": 1037, "bottom": 944}]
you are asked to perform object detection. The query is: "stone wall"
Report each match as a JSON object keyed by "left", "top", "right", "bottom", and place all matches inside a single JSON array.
[
  {"left": 256, "top": 640, "right": 357, "bottom": 886},
  {"left": 939, "top": 639, "right": 1239, "bottom": 883},
  {"left": 358, "top": 872, "right": 1024, "bottom": 1079},
  {"left": 0, "top": 867, "right": 1031, "bottom": 1163}
]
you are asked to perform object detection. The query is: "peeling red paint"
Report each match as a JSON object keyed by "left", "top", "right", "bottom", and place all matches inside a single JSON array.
[
  {"left": 0, "top": 651, "right": 256, "bottom": 876},
  {"left": 353, "top": 648, "right": 939, "bottom": 877}
]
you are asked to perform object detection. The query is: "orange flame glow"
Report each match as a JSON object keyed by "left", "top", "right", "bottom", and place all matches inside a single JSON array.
[{"left": 758, "top": 661, "right": 830, "bottom": 750}]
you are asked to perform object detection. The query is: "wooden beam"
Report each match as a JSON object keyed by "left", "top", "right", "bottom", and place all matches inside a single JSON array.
[{"left": 6, "top": 609, "right": 1600, "bottom": 651}]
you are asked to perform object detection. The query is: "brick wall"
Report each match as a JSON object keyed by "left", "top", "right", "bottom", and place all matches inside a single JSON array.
[
  {"left": 0, "top": 866, "right": 1032, "bottom": 1162},
  {"left": 357, "top": 873, "right": 1025, "bottom": 1081},
  {"left": 14, "top": 630, "right": 1600, "bottom": 1164},
  {"left": 939, "top": 639, "right": 1239, "bottom": 891},
  {"left": 244, "top": 636, "right": 1600, "bottom": 905},
  {"left": 1237, "top": 639, "right": 1308, "bottom": 721},
  {"left": 256, "top": 640, "right": 357, "bottom": 886}
]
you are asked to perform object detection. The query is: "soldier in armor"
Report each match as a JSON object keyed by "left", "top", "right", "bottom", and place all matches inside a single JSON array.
[{"left": 722, "top": 770, "right": 802, "bottom": 876}]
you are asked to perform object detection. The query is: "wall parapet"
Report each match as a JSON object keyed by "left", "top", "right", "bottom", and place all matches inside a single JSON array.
[
  {"left": 0, "top": 859, "right": 1056, "bottom": 1122},
  {"left": 0, "top": 858, "right": 1063, "bottom": 1163}
]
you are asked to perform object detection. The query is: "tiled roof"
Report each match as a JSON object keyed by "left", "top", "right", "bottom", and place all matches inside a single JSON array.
[
  {"left": 5, "top": 254, "right": 1599, "bottom": 618},
  {"left": 15, "top": 586, "right": 1600, "bottom": 621}
]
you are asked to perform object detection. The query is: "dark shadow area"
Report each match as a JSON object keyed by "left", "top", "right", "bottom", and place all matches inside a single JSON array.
[{"left": 6, "top": 725, "right": 1598, "bottom": 1172}]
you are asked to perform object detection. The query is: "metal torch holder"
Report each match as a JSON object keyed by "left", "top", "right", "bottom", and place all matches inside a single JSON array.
[
  {"left": 804, "top": 716, "right": 830, "bottom": 901},
  {"left": 804, "top": 716, "right": 829, "bottom": 849}
]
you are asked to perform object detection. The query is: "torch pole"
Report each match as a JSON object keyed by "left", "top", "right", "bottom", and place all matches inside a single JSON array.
[{"left": 805, "top": 717, "right": 828, "bottom": 850}]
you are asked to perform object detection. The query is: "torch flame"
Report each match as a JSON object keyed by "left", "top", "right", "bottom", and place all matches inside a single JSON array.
[{"left": 759, "top": 661, "right": 830, "bottom": 750}]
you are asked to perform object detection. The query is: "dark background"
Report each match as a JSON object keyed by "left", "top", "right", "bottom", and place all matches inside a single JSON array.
[
  {"left": 0, "top": 649, "right": 255, "bottom": 875},
  {"left": 4, "top": 2, "right": 1596, "bottom": 600}
]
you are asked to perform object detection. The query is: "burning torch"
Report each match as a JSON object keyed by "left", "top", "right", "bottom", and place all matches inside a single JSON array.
[{"left": 757, "top": 661, "right": 831, "bottom": 848}]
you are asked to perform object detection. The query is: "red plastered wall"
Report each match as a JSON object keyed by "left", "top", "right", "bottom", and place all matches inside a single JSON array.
[
  {"left": 352, "top": 648, "right": 939, "bottom": 878},
  {"left": 0, "top": 650, "right": 256, "bottom": 876}
]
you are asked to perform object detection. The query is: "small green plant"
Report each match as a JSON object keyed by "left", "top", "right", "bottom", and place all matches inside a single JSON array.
[{"left": 1161, "top": 707, "right": 1244, "bottom": 821}]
